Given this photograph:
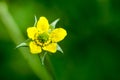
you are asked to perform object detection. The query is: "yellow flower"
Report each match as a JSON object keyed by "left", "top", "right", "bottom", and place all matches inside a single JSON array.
[{"left": 27, "top": 16, "right": 67, "bottom": 54}]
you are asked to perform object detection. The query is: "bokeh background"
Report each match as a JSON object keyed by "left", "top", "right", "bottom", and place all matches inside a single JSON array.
[{"left": 0, "top": 0, "right": 120, "bottom": 80}]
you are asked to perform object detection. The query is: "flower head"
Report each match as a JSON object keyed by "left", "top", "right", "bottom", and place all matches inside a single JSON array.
[{"left": 27, "top": 17, "right": 67, "bottom": 54}]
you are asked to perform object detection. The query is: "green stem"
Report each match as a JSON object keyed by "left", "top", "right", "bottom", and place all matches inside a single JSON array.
[{"left": 0, "top": 2, "right": 53, "bottom": 80}]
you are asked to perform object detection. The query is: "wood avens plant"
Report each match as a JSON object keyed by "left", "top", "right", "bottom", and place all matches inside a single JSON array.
[{"left": 16, "top": 16, "right": 67, "bottom": 65}]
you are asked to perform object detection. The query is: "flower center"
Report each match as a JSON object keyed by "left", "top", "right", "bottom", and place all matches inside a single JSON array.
[{"left": 38, "top": 32, "right": 49, "bottom": 43}]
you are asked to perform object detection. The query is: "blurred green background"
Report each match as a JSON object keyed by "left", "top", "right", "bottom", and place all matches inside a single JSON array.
[{"left": 0, "top": 0, "right": 120, "bottom": 80}]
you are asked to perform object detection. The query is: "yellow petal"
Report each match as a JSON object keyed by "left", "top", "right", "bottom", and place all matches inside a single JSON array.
[
  {"left": 29, "top": 41, "right": 42, "bottom": 54},
  {"left": 37, "top": 17, "right": 49, "bottom": 33},
  {"left": 50, "top": 28, "right": 67, "bottom": 42},
  {"left": 43, "top": 43, "right": 57, "bottom": 53},
  {"left": 27, "top": 27, "right": 38, "bottom": 40}
]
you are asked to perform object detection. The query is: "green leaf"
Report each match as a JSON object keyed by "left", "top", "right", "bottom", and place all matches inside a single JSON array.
[
  {"left": 39, "top": 52, "right": 47, "bottom": 65},
  {"left": 57, "top": 44, "right": 64, "bottom": 53},
  {"left": 50, "top": 18, "right": 59, "bottom": 29},
  {"left": 33, "top": 15, "right": 37, "bottom": 27}
]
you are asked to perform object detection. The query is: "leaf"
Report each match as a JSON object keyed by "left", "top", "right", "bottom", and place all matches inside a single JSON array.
[
  {"left": 33, "top": 15, "right": 37, "bottom": 27},
  {"left": 57, "top": 44, "right": 64, "bottom": 53},
  {"left": 39, "top": 52, "right": 47, "bottom": 65},
  {"left": 50, "top": 18, "right": 60, "bottom": 29}
]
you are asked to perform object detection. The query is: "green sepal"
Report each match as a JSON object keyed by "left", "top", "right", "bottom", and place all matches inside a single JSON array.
[
  {"left": 16, "top": 42, "right": 28, "bottom": 48},
  {"left": 16, "top": 39, "right": 30, "bottom": 48},
  {"left": 39, "top": 52, "right": 47, "bottom": 65},
  {"left": 33, "top": 15, "right": 37, "bottom": 27},
  {"left": 50, "top": 18, "right": 59, "bottom": 30},
  {"left": 57, "top": 44, "right": 64, "bottom": 53}
]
